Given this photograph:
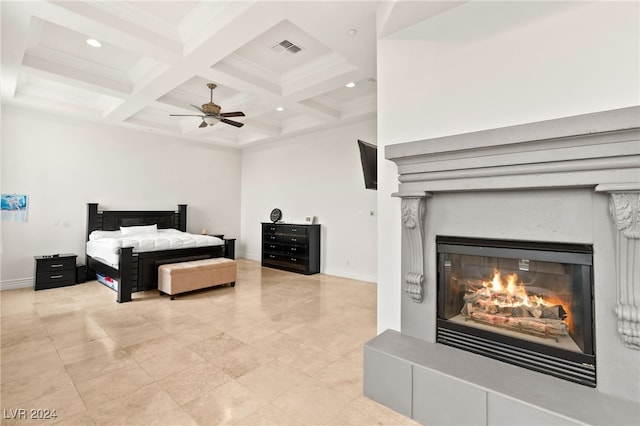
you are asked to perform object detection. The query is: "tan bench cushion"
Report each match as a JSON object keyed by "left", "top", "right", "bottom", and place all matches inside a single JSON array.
[{"left": 158, "top": 258, "right": 236, "bottom": 297}]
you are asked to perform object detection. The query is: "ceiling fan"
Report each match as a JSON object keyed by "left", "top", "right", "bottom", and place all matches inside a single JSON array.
[{"left": 169, "top": 83, "right": 245, "bottom": 128}]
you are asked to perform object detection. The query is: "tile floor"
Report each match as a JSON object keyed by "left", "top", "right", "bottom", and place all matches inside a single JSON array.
[{"left": 0, "top": 259, "right": 419, "bottom": 425}]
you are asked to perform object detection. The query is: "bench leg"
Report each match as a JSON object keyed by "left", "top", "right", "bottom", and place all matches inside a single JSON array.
[
  {"left": 230, "top": 282, "right": 236, "bottom": 287},
  {"left": 170, "top": 295, "right": 175, "bottom": 300}
]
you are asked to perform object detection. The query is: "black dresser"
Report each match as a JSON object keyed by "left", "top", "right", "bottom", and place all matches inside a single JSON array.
[
  {"left": 261, "top": 223, "right": 320, "bottom": 274},
  {"left": 34, "top": 253, "right": 77, "bottom": 290}
]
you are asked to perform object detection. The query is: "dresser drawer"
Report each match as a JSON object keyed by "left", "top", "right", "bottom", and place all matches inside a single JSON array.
[
  {"left": 263, "top": 242, "right": 282, "bottom": 254},
  {"left": 265, "top": 233, "right": 279, "bottom": 242},
  {"left": 285, "top": 245, "right": 308, "bottom": 256},
  {"left": 265, "top": 233, "right": 307, "bottom": 244},
  {"left": 263, "top": 243, "right": 308, "bottom": 256},
  {"left": 282, "top": 225, "right": 307, "bottom": 235},
  {"left": 280, "top": 234, "right": 307, "bottom": 245},
  {"left": 262, "top": 253, "right": 307, "bottom": 272},
  {"left": 263, "top": 224, "right": 278, "bottom": 234}
]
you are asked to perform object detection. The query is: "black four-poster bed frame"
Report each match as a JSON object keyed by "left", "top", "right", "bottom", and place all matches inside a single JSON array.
[{"left": 86, "top": 203, "right": 226, "bottom": 303}]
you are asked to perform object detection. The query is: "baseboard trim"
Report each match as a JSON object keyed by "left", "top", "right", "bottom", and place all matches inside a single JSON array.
[
  {"left": 237, "top": 252, "right": 377, "bottom": 283},
  {"left": 1, "top": 277, "right": 33, "bottom": 290},
  {"left": 238, "top": 252, "right": 260, "bottom": 262},
  {"left": 323, "top": 268, "right": 376, "bottom": 284}
]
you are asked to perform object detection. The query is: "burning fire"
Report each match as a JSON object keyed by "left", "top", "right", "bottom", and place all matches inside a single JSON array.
[
  {"left": 485, "top": 270, "right": 552, "bottom": 309},
  {"left": 462, "top": 269, "right": 570, "bottom": 339}
]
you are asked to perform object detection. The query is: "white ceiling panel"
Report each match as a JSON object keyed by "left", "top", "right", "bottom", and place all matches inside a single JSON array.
[
  {"left": 1, "top": 0, "right": 382, "bottom": 148},
  {"left": 233, "top": 19, "right": 332, "bottom": 75}
]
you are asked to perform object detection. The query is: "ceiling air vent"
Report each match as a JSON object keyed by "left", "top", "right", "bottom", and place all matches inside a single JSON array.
[{"left": 271, "top": 39, "right": 303, "bottom": 55}]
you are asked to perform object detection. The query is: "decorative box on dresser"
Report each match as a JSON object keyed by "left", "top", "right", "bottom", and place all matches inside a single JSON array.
[
  {"left": 261, "top": 223, "right": 320, "bottom": 274},
  {"left": 34, "top": 253, "right": 77, "bottom": 290}
]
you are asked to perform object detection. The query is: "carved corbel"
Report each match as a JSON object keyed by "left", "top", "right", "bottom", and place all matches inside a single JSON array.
[
  {"left": 608, "top": 192, "right": 640, "bottom": 350},
  {"left": 395, "top": 193, "right": 429, "bottom": 303}
]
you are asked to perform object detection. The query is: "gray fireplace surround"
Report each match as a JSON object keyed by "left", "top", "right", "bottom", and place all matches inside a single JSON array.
[{"left": 364, "top": 107, "right": 640, "bottom": 425}]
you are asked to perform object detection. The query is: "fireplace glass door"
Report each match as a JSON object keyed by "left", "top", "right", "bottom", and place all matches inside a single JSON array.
[{"left": 437, "top": 236, "right": 595, "bottom": 387}]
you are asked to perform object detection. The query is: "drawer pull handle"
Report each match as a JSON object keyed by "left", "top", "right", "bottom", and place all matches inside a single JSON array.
[
  {"left": 291, "top": 248, "right": 296, "bottom": 251},
  {"left": 291, "top": 238, "right": 297, "bottom": 242},
  {"left": 51, "top": 264, "right": 64, "bottom": 268},
  {"left": 291, "top": 258, "right": 297, "bottom": 262},
  {"left": 51, "top": 275, "right": 63, "bottom": 279}
]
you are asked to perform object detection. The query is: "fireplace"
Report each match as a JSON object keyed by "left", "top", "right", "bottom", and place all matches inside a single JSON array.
[
  {"left": 436, "top": 236, "right": 595, "bottom": 386},
  {"left": 363, "top": 107, "right": 640, "bottom": 425}
]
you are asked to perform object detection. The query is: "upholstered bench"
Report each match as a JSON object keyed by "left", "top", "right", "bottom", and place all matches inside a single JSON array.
[{"left": 158, "top": 258, "right": 236, "bottom": 300}]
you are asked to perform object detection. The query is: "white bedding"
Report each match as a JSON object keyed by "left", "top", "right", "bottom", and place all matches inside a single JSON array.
[{"left": 86, "top": 228, "right": 224, "bottom": 268}]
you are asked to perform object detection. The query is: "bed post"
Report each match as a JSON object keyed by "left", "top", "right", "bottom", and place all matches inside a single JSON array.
[
  {"left": 86, "top": 203, "right": 99, "bottom": 281},
  {"left": 87, "top": 203, "right": 98, "bottom": 241},
  {"left": 117, "top": 247, "right": 133, "bottom": 303},
  {"left": 178, "top": 204, "right": 187, "bottom": 232}
]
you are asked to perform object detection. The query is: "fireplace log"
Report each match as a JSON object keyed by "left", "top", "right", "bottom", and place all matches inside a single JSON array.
[
  {"left": 468, "top": 311, "right": 568, "bottom": 337},
  {"left": 530, "top": 307, "right": 543, "bottom": 318},
  {"left": 541, "top": 305, "right": 567, "bottom": 320},
  {"left": 463, "top": 291, "right": 485, "bottom": 304},
  {"left": 510, "top": 306, "right": 533, "bottom": 317}
]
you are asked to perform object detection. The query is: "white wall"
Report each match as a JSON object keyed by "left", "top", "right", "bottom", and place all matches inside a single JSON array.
[
  {"left": 1, "top": 105, "right": 242, "bottom": 288},
  {"left": 240, "top": 119, "right": 378, "bottom": 282},
  {"left": 376, "top": 1, "right": 640, "bottom": 333}
]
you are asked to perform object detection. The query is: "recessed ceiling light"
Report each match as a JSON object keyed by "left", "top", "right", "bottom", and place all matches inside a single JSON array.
[
  {"left": 86, "top": 38, "right": 102, "bottom": 47},
  {"left": 345, "top": 82, "right": 356, "bottom": 88},
  {"left": 347, "top": 29, "right": 357, "bottom": 36},
  {"left": 276, "top": 106, "right": 284, "bottom": 112}
]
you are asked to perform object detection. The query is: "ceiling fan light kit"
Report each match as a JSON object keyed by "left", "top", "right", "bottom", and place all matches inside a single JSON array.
[
  {"left": 169, "top": 83, "right": 245, "bottom": 128},
  {"left": 203, "top": 116, "right": 220, "bottom": 125}
]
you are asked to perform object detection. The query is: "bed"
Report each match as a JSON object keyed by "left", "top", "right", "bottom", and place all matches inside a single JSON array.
[{"left": 86, "top": 203, "right": 227, "bottom": 303}]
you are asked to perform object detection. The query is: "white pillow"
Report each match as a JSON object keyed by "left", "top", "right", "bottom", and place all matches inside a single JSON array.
[
  {"left": 120, "top": 224, "right": 158, "bottom": 235},
  {"left": 89, "top": 230, "right": 122, "bottom": 241}
]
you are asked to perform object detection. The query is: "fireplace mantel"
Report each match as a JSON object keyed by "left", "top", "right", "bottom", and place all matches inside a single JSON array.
[
  {"left": 386, "top": 106, "right": 639, "bottom": 193},
  {"left": 386, "top": 106, "right": 640, "bottom": 350}
]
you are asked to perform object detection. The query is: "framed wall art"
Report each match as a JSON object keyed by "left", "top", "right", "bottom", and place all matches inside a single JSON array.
[{"left": 1, "top": 194, "right": 28, "bottom": 222}]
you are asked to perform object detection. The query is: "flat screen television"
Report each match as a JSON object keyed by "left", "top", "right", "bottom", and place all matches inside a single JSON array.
[{"left": 357, "top": 140, "right": 377, "bottom": 190}]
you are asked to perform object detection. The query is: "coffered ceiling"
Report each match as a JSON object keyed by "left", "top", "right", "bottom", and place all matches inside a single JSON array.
[{"left": 1, "top": 1, "right": 382, "bottom": 148}]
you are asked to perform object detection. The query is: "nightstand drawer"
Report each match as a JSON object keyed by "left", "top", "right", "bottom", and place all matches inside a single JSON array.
[
  {"left": 36, "top": 257, "right": 76, "bottom": 273},
  {"left": 36, "top": 269, "right": 76, "bottom": 285}
]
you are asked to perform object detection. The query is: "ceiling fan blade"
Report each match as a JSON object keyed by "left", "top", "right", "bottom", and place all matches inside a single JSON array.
[
  {"left": 170, "top": 114, "right": 203, "bottom": 117},
  {"left": 221, "top": 118, "right": 244, "bottom": 128},
  {"left": 199, "top": 121, "right": 208, "bottom": 128},
  {"left": 190, "top": 104, "right": 205, "bottom": 113},
  {"left": 220, "top": 111, "right": 245, "bottom": 118}
]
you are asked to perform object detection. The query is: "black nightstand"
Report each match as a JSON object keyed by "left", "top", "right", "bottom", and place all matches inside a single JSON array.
[
  {"left": 34, "top": 254, "right": 77, "bottom": 291},
  {"left": 224, "top": 238, "right": 236, "bottom": 259},
  {"left": 209, "top": 234, "right": 235, "bottom": 259}
]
